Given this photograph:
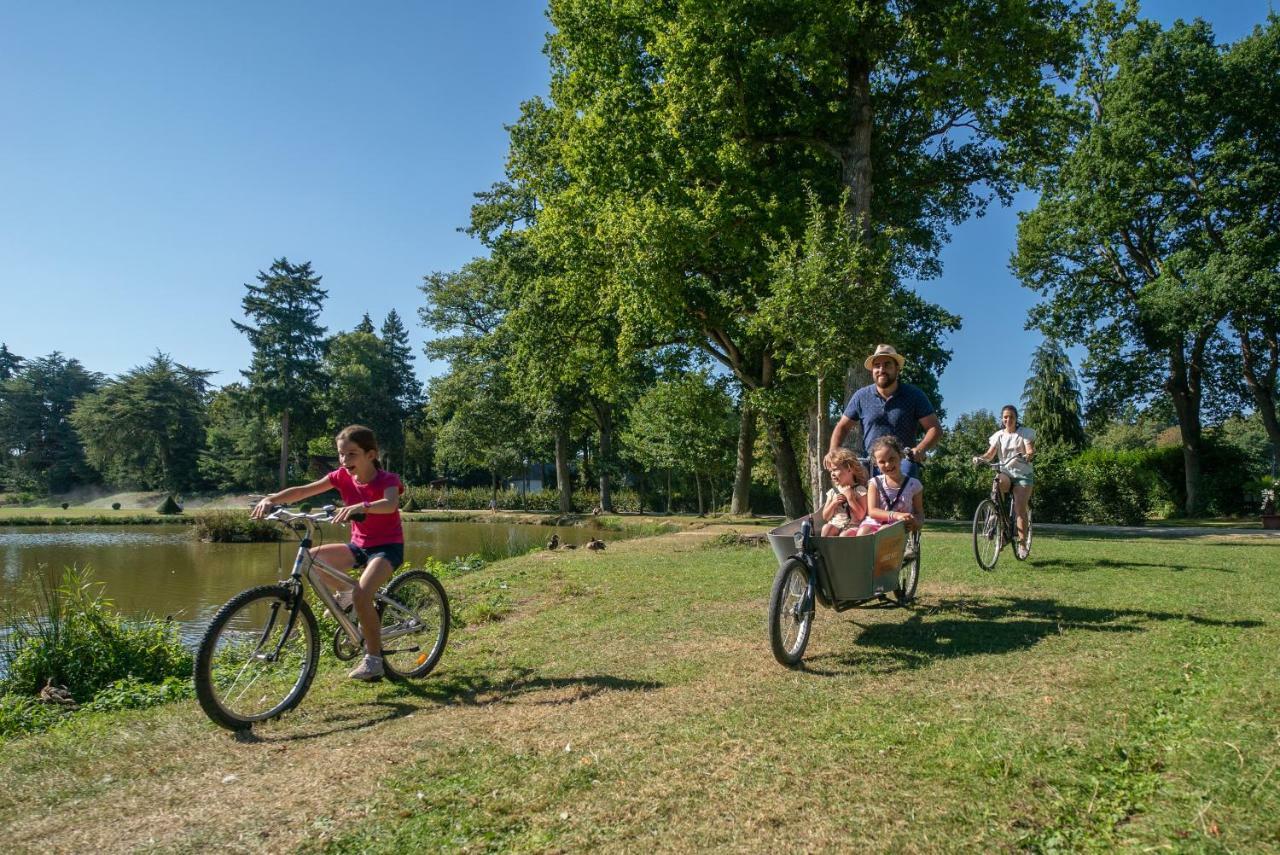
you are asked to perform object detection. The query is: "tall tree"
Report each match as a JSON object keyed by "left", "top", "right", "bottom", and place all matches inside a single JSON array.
[
  {"left": 232, "top": 258, "right": 328, "bottom": 488},
  {"left": 199, "top": 383, "right": 279, "bottom": 492},
  {"left": 528, "top": 0, "right": 1068, "bottom": 517},
  {"left": 1014, "top": 11, "right": 1263, "bottom": 513},
  {"left": 0, "top": 352, "right": 100, "bottom": 493},
  {"left": 1021, "top": 339, "right": 1087, "bottom": 449},
  {"left": 379, "top": 309, "right": 424, "bottom": 467},
  {"left": 1217, "top": 16, "right": 1280, "bottom": 462},
  {"left": 0, "top": 344, "right": 22, "bottom": 382},
  {"left": 70, "top": 353, "right": 212, "bottom": 492}
]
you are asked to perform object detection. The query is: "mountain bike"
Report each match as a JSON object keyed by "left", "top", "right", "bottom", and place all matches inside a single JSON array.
[
  {"left": 971, "top": 459, "right": 1032, "bottom": 570},
  {"left": 194, "top": 506, "right": 449, "bottom": 731}
]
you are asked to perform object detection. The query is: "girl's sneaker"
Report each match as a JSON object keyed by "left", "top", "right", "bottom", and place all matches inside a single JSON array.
[{"left": 348, "top": 655, "right": 384, "bottom": 681}]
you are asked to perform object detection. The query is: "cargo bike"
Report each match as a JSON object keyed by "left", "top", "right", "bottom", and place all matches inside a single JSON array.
[{"left": 766, "top": 514, "right": 920, "bottom": 667}]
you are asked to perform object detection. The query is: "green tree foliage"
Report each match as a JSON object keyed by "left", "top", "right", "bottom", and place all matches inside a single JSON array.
[
  {"left": 0, "top": 352, "right": 100, "bottom": 493},
  {"left": 232, "top": 258, "right": 329, "bottom": 488},
  {"left": 69, "top": 353, "right": 212, "bottom": 492},
  {"left": 322, "top": 328, "right": 407, "bottom": 467},
  {"left": 1216, "top": 17, "right": 1280, "bottom": 462},
  {"left": 1022, "top": 339, "right": 1087, "bottom": 449},
  {"left": 520, "top": 0, "right": 1071, "bottom": 517},
  {"left": 199, "top": 383, "right": 279, "bottom": 492},
  {"left": 0, "top": 343, "right": 22, "bottom": 382},
  {"left": 621, "top": 372, "right": 737, "bottom": 514},
  {"left": 1014, "top": 10, "right": 1270, "bottom": 513}
]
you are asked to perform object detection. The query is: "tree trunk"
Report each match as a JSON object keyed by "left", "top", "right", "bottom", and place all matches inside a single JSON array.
[
  {"left": 1168, "top": 348, "right": 1205, "bottom": 516},
  {"left": 1236, "top": 320, "right": 1280, "bottom": 462},
  {"left": 695, "top": 473, "right": 704, "bottom": 516},
  {"left": 839, "top": 59, "right": 874, "bottom": 235},
  {"left": 765, "top": 415, "right": 809, "bottom": 520},
  {"left": 555, "top": 422, "right": 573, "bottom": 515},
  {"left": 666, "top": 468, "right": 673, "bottom": 514},
  {"left": 731, "top": 403, "right": 756, "bottom": 515},
  {"left": 595, "top": 401, "right": 615, "bottom": 512},
  {"left": 278, "top": 409, "right": 291, "bottom": 489},
  {"left": 808, "top": 375, "right": 833, "bottom": 512}
]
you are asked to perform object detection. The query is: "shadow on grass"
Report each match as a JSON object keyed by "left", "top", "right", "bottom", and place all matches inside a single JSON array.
[
  {"left": 803, "top": 595, "right": 1263, "bottom": 676},
  {"left": 1027, "top": 556, "right": 1230, "bottom": 574},
  {"left": 249, "top": 669, "right": 662, "bottom": 742},
  {"left": 385, "top": 667, "right": 663, "bottom": 708}
]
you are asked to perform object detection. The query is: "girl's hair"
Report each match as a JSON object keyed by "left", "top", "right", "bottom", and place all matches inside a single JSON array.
[
  {"left": 1002, "top": 405, "right": 1019, "bottom": 426},
  {"left": 868, "top": 435, "right": 905, "bottom": 460},
  {"left": 336, "top": 424, "right": 382, "bottom": 469},
  {"left": 823, "top": 448, "right": 868, "bottom": 484}
]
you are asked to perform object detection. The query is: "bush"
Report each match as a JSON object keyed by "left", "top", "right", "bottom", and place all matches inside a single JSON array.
[
  {"left": 156, "top": 495, "right": 182, "bottom": 515},
  {"left": 1064, "top": 449, "right": 1154, "bottom": 525},
  {"left": 0, "top": 693, "right": 67, "bottom": 739},
  {"left": 111, "top": 502, "right": 121, "bottom": 511},
  {"left": 192, "top": 511, "right": 280, "bottom": 543},
  {"left": 60, "top": 502, "right": 69, "bottom": 510},
  {"left": 0, "top": 566, "right": 193, "bottom": 699},
  {"left": 80, "top": 675, "right": 193, "bottom": 713}
]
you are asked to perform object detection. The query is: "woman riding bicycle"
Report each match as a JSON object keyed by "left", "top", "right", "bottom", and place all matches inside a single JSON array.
[
  {"left": 252, "top": 424, "right": 404, "bottom": 681},
  {"left": 973, "top": 405, "right": 1035, "bottom": 550}
]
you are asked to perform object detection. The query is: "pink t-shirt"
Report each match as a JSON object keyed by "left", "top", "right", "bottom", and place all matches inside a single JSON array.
[{"left": 327, "top": 468, "right": 404, "bottom": 547}]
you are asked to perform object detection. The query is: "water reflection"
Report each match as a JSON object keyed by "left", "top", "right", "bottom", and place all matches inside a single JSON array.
[{"left": 0, "top": 521, "right": 596, "bottom": 642}]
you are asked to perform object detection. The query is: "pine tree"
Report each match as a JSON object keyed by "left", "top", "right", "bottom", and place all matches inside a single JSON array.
[
  {"left": 379, "top": 309, "right": 423, "bottom": 465},
  {"left": 0, "top": 343, "right": 22, "bottom": 381},
  {"left": 232, "top": 258, "right": 328, "bottom": 487},
  {"left": 1022, "top": 339, "right": 1086, "bottom": 449}
]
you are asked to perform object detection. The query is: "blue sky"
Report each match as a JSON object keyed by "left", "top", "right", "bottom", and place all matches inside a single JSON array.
[{"left": 1, "top": 1, "right": 1272, "bottom": 422}]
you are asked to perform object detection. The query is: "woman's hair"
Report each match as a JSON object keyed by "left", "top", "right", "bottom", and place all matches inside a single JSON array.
[
  {"left": 868, "top": 435, "right": 905, "bottom": 460},
  {"left": 1002, "top": 404, "right": 1019, "bottom": 426},
  {"left": 336, "top": 424, "right": 382, "bottom": 469},
  {"left": 823, "top": 447, "right": 868, "bottom": 484}
]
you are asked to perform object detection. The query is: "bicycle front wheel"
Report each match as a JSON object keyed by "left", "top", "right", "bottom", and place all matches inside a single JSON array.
[
  {"left": 1014, "top": 505, "right": 1032, "bottom": 561},
  {"left": 379, "top": 570, "right": 450, "bottom": 679},
  {"left": 194, "top": 585, "right": 319, "bottom": 731},
  {"left": 768, "top": 558, "right": 813, "bottom": 668},
  {"left": 972, "top": 499, "right": 1003, "bottom": 571}
]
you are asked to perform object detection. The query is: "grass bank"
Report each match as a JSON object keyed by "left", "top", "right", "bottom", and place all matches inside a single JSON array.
[{"left": 0, "top": 527, "right": 1276, "bottom": 852}]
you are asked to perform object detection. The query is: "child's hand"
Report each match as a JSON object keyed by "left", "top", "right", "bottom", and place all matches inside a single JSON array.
[
  {"left": 251, "top": 497, "right": 274, "bottom": 519},
  {"left": 333, "top": 504, "right": 359, "bottom": 524}
]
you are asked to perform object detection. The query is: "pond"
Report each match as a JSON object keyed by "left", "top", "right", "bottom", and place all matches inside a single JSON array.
[{"left": 0, "top": 521, "right": 595, "bottom": 644}]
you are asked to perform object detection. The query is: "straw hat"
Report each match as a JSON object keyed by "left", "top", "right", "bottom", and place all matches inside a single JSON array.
[{"left": 864, "top": 344, "right": 906, "bottom": 371}]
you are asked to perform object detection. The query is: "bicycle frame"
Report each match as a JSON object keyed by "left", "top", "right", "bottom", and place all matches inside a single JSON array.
[{"left": 268, "top": 508, "right": 424, "bottom": 655}]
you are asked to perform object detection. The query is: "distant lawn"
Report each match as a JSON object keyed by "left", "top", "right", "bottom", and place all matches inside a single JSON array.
[{"left": 1, "top": 525, "right": 1275, "bottom": 851}]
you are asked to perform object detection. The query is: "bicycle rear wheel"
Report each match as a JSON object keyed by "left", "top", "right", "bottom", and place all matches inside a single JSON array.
[
  {"left": 768, "top": 558, "right": 813, "bottom": 668},
  {"left": 1014, "top": 505, "right": 1032, "bottom": 561},
  {"left": 972, "top": 499, "right": 1002, "bottom": 571},
  {"left": 194, "top": 585, "right": 319, "bottom": 731},
  {"left": 379, "top": 570, "right": 450, "bottom": 679},
  {"left": 895, "top": 530, "right": 920, "bottom": 604}
]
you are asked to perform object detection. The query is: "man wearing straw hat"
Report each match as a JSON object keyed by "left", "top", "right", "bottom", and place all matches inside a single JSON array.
[{"left": 829, "top": 344, "right": 942, "bottom": 481}]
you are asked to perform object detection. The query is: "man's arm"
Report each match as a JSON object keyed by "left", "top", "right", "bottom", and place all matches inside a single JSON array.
[
  {"left": 829, "top": 415, "right": 856, "bottom": 454},
  {"left": 912, "top": 414, "right": 942, "bottom": 459}
]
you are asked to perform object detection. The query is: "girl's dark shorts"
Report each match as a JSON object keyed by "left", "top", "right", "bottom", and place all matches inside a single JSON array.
[{"left": 346, "top": 542, "right": 404, "bottom": 571}]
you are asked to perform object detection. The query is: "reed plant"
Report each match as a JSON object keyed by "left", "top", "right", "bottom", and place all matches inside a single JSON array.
[
  {"left": 191, "top": 511, "right": 280, "bottom": 542},
  {"left": 0, "top": 566, "right": 192, "bottom": 701}
]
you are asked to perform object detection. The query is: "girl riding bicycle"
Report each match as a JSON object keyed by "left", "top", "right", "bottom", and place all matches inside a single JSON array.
[
  {"left": 973, "top": 405, "right": 1035, "bottom": 550},
  {"left": 856, "top": 436, "right": 924, "bottom": 536},
  {"left": 252, "top": 424, "right": 404, "bottom": 681}
]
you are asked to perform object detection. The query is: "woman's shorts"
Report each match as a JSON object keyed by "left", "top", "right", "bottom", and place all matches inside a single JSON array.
[
  {"left": 346, "top": 542, "right": 404, "bottom": 571},
  {"left": 1007, "top": 471, "right": 1035, "bottom": 488}
]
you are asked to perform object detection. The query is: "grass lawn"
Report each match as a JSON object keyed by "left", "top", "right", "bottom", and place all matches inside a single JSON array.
[{"left": 1, "top": 526, "right": 1276, "bottom": 852}]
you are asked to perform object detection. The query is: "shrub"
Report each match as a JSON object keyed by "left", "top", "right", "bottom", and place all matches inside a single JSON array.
[
  {"left": 156, "top": 495, "right": 182, "bottom": 515},
  {"left": 192, "top": 511, "right": 280, "bottom": 542},
  {"left": 0, "top": 693, "right": 67, "bottom": 739},
  {"left": 80, "top": 675, "right": 193, "bottom": 713},
  {"left": 111, "top": 502, "right": 121, "bottom": 511},
  {"left": 60, "top": 502, "right": 69, "bottom": 510},
  {"left": 1065, "top": 449, "right": 1154, "bottom": 525},
  {"left": 0, "top": 566, "right": 193, "bottom": 699}
]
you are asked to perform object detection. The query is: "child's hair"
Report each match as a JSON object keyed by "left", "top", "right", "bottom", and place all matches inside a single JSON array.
[
  {"left": 336, "top": 424, "right": 382, "bottom": 469},
  {"left": 1002, "top": 404, "right": 1019, "bottom": 425},
  {"left": 823, "top": 448, "right": 868, "bottom": 484},
  {"left": 868, "top": 435, "right": 905, "bottom": 461}
]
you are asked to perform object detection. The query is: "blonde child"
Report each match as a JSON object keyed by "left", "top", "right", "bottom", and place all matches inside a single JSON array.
[
  {"left": 856, "top": 436, "right": 924, "bottom": 536},
  {"left": 820, "top": 448, "right": 868, "bottom": 537},
  {"left": 252, "top": 424, "right": 404, "bottom": 681}
]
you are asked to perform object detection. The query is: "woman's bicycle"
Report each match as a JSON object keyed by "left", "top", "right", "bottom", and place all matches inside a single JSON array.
[
  {"left": 194, "top": 506, "right": 450, "bottom": 731},
  {"left": 971, "top": 459, "right": 1032, "bottom": 570}
]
